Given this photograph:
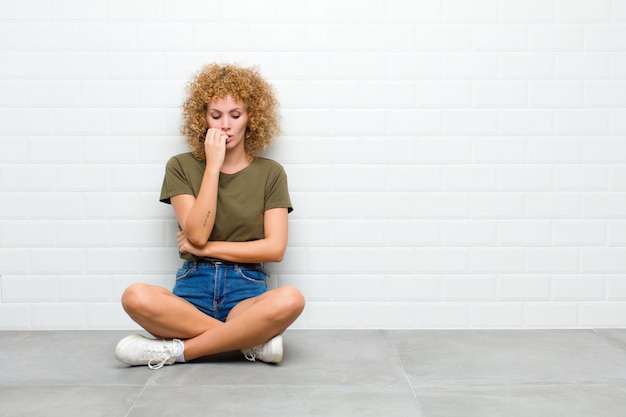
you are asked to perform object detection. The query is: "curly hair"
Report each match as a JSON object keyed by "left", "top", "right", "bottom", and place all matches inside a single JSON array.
[{"left": 181, "top": 63, "right": 280, "bottom": 160}]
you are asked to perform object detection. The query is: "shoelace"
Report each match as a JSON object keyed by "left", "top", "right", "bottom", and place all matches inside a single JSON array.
[
  {"left": 242, "top": 347, "right": 258, "bottom": 362},
  {"left": 145, "top": 342, "right": 176, "bottom": 370}
]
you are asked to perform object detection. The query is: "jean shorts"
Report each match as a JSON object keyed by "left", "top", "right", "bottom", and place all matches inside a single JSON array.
[{"left": 172, "top": 261, "right": 268, "bottom": 322}]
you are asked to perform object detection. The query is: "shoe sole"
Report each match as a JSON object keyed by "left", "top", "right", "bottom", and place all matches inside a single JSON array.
[
  {"left": 269, "top": 334, "right": 284, "bottom": 364},
  {"left": 114, "top": 334, "right": 144, "bottom": 364}
]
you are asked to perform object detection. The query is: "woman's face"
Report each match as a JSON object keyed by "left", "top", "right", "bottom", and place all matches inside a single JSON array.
[{"left": 206, "top": 95, "right": 249, "bottom": 152}]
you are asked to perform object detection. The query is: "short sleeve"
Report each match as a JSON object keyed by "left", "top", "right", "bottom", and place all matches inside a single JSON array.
[
  {"left": 159, "top": 155, "right": 194, "bottom": 204},
  {"left": 264, "top": 162, "right": 293, "bottom": 213}
]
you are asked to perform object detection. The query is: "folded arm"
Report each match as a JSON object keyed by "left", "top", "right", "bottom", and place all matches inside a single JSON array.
[{"left": 176, "top": 207, "right": 289, "bottom": 264}]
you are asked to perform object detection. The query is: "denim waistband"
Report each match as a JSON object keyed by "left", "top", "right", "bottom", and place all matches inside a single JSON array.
[{"left": 181, "top": 260, "right": 263, "bottom": 270}]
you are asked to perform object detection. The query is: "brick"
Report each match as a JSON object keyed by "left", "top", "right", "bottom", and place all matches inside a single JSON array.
[
  {"left": 471, "top": 248, "right": 525, "bottom": 273},
  {"left": 472, "top": 24, "right": 527, "bottom": 51},
  {"left": 555, "top": 110, "right": 609, "bottom": 135},
  {"left": 470, "top": 193, "right": 526, "bottom": 218},
  {"left": 0, "top": 109, "right": 53, "bottom": 134},
  {"left": 360, "top": 193, "right": 415, "bottom": 219},
  {"left": 414, "top": 248, "right": 469, "bottom": 273},
  {"left": 442, "top": 220, "right": 497, "bottom": 246},
  {"left": 585, "top": 81, "right": 626, "bottom": 107},
  {"left": 416, "top": 302, "right": 469, "bottom": 328},
  {"left": 288, "top": 220, "right": 333, "bottom": 247},
  {"left": 581, "top": 248, "right": 626, "bottom": 273},
  {"left": 524, "top": 303, "right": 580, "bottom": 328},
  {"left": 607, "top": 275, "right": 626, "bottom": 300},
  {"left": 333, "top": 221, "right": 386, "bottom": 247},
  {"left": 444, "top": 53, "right": 499, "bottom": 79},
  {"left": 388, "top": 0, "right": 441, "bottom": 22},
  {"left": 554, "top": 165, "right": 609, "bottom": 190},
  {"left": 442, "top": 275, "right": 496, "bottom": 301},
  {"left": 82, "top": 81, "right": 137, "bottom": 107},
  {"left": 527, "top": 137, "right": 581, "bottom": 163},
  {"left": 552, "top": 275, "right": 606, "bottom": 301},
  {"left": 500, "top": 0, "right": 554, "bottom": 22},
  {"left": 415, "top": 25, "right": 472, "bottom": 50},
  {"left": 414, "top": 193, "right": 469, "bottom": 218},
  {"left": 52, "top": 52, "right": 108, "bottom": 79},
  {"left": 108, "top": 52, "right": 164, "bottom": 80},
  {"left": 334, "top": 165, "right": 386, "bottom": 191},
  {"left": 470, "top": 302, "right": 524, "bottom": 328},
  {"left": 444, "top": 166, "right": 498, "bottom": 191},
  {"left": 31, "top": 303, "right": 85, "bottom": 329},
  {"left": 529, "top": 81, "right": 584, "bottom": 108},
  {"left": 56, "top": 165, "right": 110, "bottom": 191},
  {"left": 553, "top": 220, "right": 607, "bottom": 246},
  {"left": 109, "top": 0, "right": 162, "bottom": 20},
  {"left": 608, "top": 221, "right": 626, "bottom": 245},
  {"left": 499, "top": 165, "right": 553, "bottom": 191},
  {"left": 29, "top": 193, "right": 84, "bottom": 219},
  {"left": 444, "top": 110, "right": 498, "bottom": 135},
  {"left": 0, "top": 0, "right": 49, "bottom": 20},
  {"left": 555, "top": 0, "right": 611, "bottom": 22},
  {"left": 526, "top": 248, "right": 579, "bottom": 273},
  {"left": 443, "top": 0, "right": 498, "bottom": 22},
  {"left": 1, "top": 165, "right": 55, "bottom": 191},
  {"left": 582, "top": 193, "right": 626, "bottom": 218},
  {"left": 387, "top": 276, "right": 441, "bottom": 301},
  {"left": 529, "top": 24, "right": 584, "bottom": 51},
  {"left": 582, "top": 137, "right": 626, "bottom": 162},
  {"left": 499, "top": 110, "right": 553, "bottom": 135},
  {"left": 498, "top": 275, "right": 551, "bottom": 300},
  {"left": 54, "top": 109, "right": 108, "bottom": 135},
  {"left": 23, "top": 23, "right": 79, "bottom": 50},
  {"left": 415, "top": 81, "right": 471, "bottom": 108},
  {"left": 360, "top": 81, "right": 416, "bottom": 108},
  {"left": 388, "top": 53, "right": 443, "bottom": 79},
  {"left": 0, "top": 221, "right": 56, "bottom": 248},
  {"left": 330, "top": 53, "right": 387, "bottom": 79},
  {"left": 580, "top": 302, "right": 626, "bottom": 327},
  {"left": 472, "top": 81, "right": 527, "bottom": 108},
  {"left": 385, "top": 220, "right": 441, "bottom": 246},
  {"left": 527, "top": 193, "right": 581, "bottom": 218},
  {"left": 50, "top": 0, "right": 106, "bottom": 20},
  {"left": 2, "top": 276, "right": 57, "bottom": 302},
  {"left": 556, "top": 53, "right": 610, "bottom": 79},
  {"left": 499, "top": 220, "right": 552, "bottom": 246},
  {"left": 473, "top": 137, "right": 526, "bottom": 163},
  {"left": 500, "top": 53, "right": 555, "bottom": 79},
  {"left": 387, "top": 110, "right": 442, "bottom": 135},
  {"left": 585, "top": 24, "right": 626, "bottom": 51},
  {"left": 79, "top": 23, "right": 136, "bottom": 50},
  {"left": 30, "top": 248, "right": 84, "bottom": 274},
  {"left": 137, "top": 24, "right": 193, "bottom": 50},
  {"left": 57, "top": 221, "right": 111, "bottom": 247}
]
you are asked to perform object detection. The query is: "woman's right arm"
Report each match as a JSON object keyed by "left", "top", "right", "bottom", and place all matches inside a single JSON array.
[{"left": 171, "top": 128, "right": 226, "bottom": 246}]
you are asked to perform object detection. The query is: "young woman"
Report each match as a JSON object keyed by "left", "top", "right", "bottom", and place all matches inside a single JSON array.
[{"left": 114, "top": 63, "right": 305, "bottom": 369}]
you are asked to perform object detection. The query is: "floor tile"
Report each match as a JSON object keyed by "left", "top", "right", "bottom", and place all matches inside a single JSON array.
[
  {"left": 2, "top": 331, "right": 151, "bottom": 386},
  {"left": 388, "top": 330, "right": 626, "bottom": 386},
  {"left": 0, "top": 387, "right": 142, "bottom": 417},
  {"left": 415, "top": 384, "right": 626, "bottom": 417},
  {"left": 129, "top": 385, "right": 422, "bottom": 417}
]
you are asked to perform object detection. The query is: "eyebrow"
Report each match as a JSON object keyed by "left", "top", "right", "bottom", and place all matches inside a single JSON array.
[{"left": 209, "top": 107, "right": 244, "bottom": 113}]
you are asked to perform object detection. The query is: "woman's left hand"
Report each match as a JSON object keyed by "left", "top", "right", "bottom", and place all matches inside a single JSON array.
[{"left": 177, "top": 231, "right": 203, "bottom": 255}]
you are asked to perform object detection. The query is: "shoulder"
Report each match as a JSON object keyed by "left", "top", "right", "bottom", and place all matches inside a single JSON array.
[{"left": 252, "top": 157, "right": 286, "bottom": 174}]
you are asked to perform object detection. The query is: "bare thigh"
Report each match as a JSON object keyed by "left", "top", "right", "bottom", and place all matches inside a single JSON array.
[{"left": 122, "top": 283, "right": 222, "bottom": 339}]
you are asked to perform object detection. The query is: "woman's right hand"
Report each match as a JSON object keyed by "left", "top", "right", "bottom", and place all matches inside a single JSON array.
[{"left": 203, "top": 128, "right": 228, "bottom": 172}]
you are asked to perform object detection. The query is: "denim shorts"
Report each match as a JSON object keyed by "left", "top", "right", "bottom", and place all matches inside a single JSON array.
[{"left": 172, "top": 261, "right": 268, "bottom": 322}]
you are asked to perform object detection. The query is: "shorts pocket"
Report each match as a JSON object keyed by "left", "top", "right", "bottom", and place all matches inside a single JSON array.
[
  {"left": 236, "top": 267, "right": 267, "bottom": 284},
  {"left": 175, "top": 266, "right": 195, "bottom": 281}
]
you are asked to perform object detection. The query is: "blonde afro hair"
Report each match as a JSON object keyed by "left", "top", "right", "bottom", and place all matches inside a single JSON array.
[{"left": 181, "top": 63, "right": 280, "bottom": 160}]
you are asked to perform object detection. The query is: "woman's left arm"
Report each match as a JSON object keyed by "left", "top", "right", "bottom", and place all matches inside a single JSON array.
[{"left": 177, "top": 207, "right": 289, "bottom": 263}]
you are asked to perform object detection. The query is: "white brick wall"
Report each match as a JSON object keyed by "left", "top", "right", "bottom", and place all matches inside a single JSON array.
[{"left": 1, "top": 0, "right": 625, "bottom": 330}]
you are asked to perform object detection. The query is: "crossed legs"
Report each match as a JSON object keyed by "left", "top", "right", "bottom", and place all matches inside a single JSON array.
[{"left": 120, "top": 283, "right": 305, "bottom": 361}]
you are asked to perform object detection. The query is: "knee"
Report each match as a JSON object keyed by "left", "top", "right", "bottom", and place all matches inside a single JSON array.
[
  {"left": 121, "top": 283, "right": 157, "bottom": 317},
  {"left": 275, "top": 286, "right": 305, "bottom": 321}
]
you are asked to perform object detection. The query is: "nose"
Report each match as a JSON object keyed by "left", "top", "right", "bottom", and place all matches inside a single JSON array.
[{"left": 220, "top": 117, "right": 230, "bottom": 131}]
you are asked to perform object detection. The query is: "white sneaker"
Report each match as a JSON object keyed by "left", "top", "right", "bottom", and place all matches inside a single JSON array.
[
  {"left": 115, "top": 334, "right": 183, "bottom": 370},
  {"left": 241, "top": 335, "right": 283, "bottom": 364}
]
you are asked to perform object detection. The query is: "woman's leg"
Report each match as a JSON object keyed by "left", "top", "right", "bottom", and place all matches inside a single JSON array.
[
  {"left": 121, "top": 283, "right": 304, "bottom": 361},
  {"left": 121, "top": 283, "right": 221, "bottom": 339}
]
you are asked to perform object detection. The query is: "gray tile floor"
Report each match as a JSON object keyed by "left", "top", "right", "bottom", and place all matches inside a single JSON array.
[{"left": 1, "top": 329, "right": 625, "bottom": 416}]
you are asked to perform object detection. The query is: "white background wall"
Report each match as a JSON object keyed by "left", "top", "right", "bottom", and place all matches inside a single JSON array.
[{"left": 1, "top": 0, "right": 626, "bottom": 330}]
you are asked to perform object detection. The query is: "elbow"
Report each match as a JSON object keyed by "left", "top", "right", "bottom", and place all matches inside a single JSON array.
[
  {"left": 268, "top": 245, "right": 287, "bottom": 263},
  {"left": 187, "top": 235, "right": 207, "bottom": 247}
]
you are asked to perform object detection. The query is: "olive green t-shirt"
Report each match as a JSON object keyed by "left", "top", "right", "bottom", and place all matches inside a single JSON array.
[{"left": 160, "top": 152, "right": 292, "bottom": 261}]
